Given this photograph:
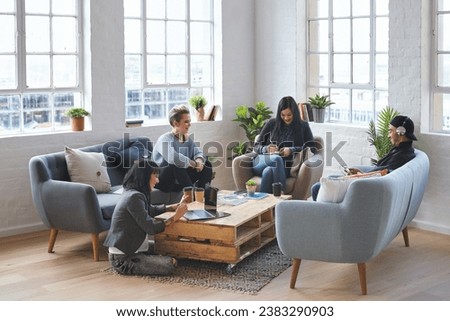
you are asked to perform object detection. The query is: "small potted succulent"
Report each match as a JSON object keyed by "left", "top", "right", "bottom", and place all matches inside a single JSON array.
[
  {"left": 189, "top": 95, "right": 208, "bottom": 121},
  {"left": 64, "top": 107, "right": 91, "bottom": 131},
  {"left": 307, "top": 94, "right": 335, "bottom": 123},
  {"left": 245, "top": 179, "right": 257, "bottom": 196}
]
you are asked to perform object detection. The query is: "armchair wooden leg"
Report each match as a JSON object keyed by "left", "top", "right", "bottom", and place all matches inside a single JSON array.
[
  {"left": 357, "top": 263, "right": 367, "bottom": 295},
  {"left": 402, "top": 227, "right": 410, "bottom": 247},
  {"left": 91, "top": 233, "right": 100, "bottom": 262},
  {"left": 290, "top": 258, "right": 302, "bottom": 289},
  {"left": 48, "top": 228, "right": 58, "bottom": 253}
]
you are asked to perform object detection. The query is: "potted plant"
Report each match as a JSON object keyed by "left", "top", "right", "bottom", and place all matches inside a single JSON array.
[
  {"left": 189, "top": 95, "right": 208, "bottom": 121},
  {"left": 230, "top": 141, "right": 248, "bottom": 158},
  {"left": 232, "top": 101, "right": 273, "bottom": 155},
  {"left": 367, "top": 106, "right": 399, "bottom": 164},
  {"left": 245, "top": 179, "right": 257, "bottom": 196},
  {"left": 64, "top": 107, "right": 91, "bottom": 131},
  {"left": 307, "top": 94, "right": 335, "bottom": 123}
]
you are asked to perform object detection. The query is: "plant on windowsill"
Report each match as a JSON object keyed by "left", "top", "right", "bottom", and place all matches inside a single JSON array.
[
  {"left": 189, "top": 95, "right": 208, "bottom": 121},
  {"left": 64, "top": 107, "right": 91, "bottom": 131},
  {"left": 367, "top": 106, "right": 399, "bottom": 165},
  {"left": 245, "top": 179, "right": 257, "bottom": 196},
  {"left": 307, "top": 94, "right": 335, "bottom": 123}
]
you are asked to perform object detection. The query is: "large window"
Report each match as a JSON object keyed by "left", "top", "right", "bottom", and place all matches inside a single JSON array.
[
  {"left": 124, "top": 0, "right": 215, "bottom": 124},
  {"left": 0, "top": 0, "right": 82, "bottom": 135},
  {"left": 307, "top": 0, "right": 389, "bottom": 123},
  {"left": 431, "top": 0, "right": 450, "bottom": 131}
]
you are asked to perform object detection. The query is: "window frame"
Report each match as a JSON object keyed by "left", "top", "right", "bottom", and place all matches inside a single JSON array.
[
  {"left": 0, "top": 0, "right": 83, "bottom": 136},
  {"left": 306, "top": 0, "right": 389, "bottom": 124},
  {"left": 430, "top": 0, "right": 450, "bottom": 132},
  {"left": 124, "top": 0, "right": 215, "bottom": 125}
]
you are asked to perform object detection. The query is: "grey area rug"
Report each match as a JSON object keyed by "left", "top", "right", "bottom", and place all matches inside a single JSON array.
[{"left": 105, "top": 240, "right": 292, "bottom": 295}]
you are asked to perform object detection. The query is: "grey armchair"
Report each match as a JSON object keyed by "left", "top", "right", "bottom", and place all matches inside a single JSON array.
[
  {"left": 232, "top": 136, "right": 324, "bottom": 200},
  {"left": 29, "top": 136, "right": 181, "bottom": 261}
]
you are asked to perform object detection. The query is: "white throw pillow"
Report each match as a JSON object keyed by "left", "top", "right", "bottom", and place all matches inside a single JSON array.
[
  {"left": 316, "top": 176, "right": 353, "bottom": 203},
  {"left": 64, "top": 146, "right": 112, "bottom": 193},
  {"left": 317, "top": 172, "right": 382, "bottom": 203}
]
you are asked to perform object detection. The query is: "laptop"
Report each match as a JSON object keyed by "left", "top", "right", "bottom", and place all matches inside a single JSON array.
[{"left": 184, "top": 186, "right": 231, "bottom": 221}]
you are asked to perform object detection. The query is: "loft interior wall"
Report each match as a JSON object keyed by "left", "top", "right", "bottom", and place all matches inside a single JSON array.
[
  {"left": 1, "top": 0, "right": 450, "bottom": 237},
  {"left": 0, "top": 0, "right": 255, "bottom": 237},
  {"left": 254, "top": 0, "right": 450, "bottom": 234}
]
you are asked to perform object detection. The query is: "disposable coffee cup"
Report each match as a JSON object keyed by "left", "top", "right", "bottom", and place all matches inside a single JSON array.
[
  {"left": 194, "top": 187, "right": 205, "bottom": 203},
  {"left": 183, "top": 186, "right": 193, "bottom": 203},
  {"left": 272, "top": 182, "right": 282, "bottom": 197}
]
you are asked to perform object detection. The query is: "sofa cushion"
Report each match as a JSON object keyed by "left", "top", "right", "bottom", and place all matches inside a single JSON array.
[
  {"left": 120, "top": 140, "right": 151, "bottom": 168},
  {"left": 317, "top": 171, "right": 385, "bottom": 203},
  {"left": 65, "top": 146, "right": 112, "bottom": 193},
  {"left": 317, "top": 176, "right": 353, "bottom": 203},
  {"left": 97, "top": 188, "right": 123, "bottom": 219}
]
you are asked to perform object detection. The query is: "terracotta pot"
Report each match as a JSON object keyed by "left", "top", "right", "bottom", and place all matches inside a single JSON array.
[
  {"left": 195, "top": 107, "right": 205, "bottom": 121},
  {"left": 70, "top": 117, "right": 85, "bottom": 131}
]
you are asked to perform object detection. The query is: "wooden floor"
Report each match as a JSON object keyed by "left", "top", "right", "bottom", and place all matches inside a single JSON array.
[{"left": 1, "top": 227, "right": 450, "bottom": 301}]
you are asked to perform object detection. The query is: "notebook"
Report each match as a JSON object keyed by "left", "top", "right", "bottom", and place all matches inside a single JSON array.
[
  {"left": 184, "top": 186, "right": 231, "bottom": 221},
  {"left": 246, "top": 192, "right": 269, "bottom": 200}
]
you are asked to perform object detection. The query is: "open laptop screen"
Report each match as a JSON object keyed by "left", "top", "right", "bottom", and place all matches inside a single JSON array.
[{"left": 184, "top": 186, "right": 230, "bottom": 221}]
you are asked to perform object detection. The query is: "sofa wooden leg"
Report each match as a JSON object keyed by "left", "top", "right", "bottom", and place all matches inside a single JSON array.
[
  {"left": 357, "top": 263, "right": 367, "bottom": 295},
  {"left": 48, "top": 228, "right": 58, "bottom": 253},
  {"left": 290, "top": 258, "right": 301, "bottom": 289},
  {"left": 91, "top": 233, "right": 100, "bottom": 262},
  {"left": 402, "top": 227, "right": 410, "bottom": 247}
]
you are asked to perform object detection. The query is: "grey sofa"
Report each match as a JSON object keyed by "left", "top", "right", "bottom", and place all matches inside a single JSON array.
[
  {"left": 232, "top": 136, "right": 324, "bottom": 200},
  {"left": 29, "top": 136, "right": 181, "bottom": 261},
  {"left": 275, "top": 149, "right": 430, "bottom": 294}
]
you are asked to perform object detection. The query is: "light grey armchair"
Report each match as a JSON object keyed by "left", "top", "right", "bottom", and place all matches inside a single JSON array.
[
  {"left": 232, "top": 136, "right": 324, "bottom": 200},
  {"left": 275, "top": 150, "right": 429, "bottom": 294}
]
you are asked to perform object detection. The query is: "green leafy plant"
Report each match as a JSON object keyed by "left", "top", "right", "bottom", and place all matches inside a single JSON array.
[
  {"left": 230, "top": 141, "right": 248, "bottom": 157},
  {"left": 232, "top": 101, "right": 273, "bottom": 142},
  {"left": 308, "top": 94, "right": 335, "bottom": 109},
  {"left": 188, "top": 95, "right": 207, "bottom": 110},
  {"left": 245, "top": 179, "right": 257, "bottom": 186},
  {"left": 367, "top": 106, "right": 399, "bottom": 164},
  {"left": 64, "top": 107, "right": 90, "bottom": 118}
]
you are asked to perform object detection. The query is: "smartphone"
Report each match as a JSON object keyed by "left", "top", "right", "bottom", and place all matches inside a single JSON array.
[{"left": 342, "top": 166, "right": 351, "bottom": 175}]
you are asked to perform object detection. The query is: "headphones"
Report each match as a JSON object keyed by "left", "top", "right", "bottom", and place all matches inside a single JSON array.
[{"left": 396, "top": 117, "right": 409, "bottom": 136}]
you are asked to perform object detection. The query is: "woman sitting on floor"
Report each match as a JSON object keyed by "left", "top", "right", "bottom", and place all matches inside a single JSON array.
[{"left": 104, "top": 159, "right": 188, "bottom": 276}]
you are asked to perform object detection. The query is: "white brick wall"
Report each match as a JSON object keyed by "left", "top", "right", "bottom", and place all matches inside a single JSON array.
[
  {"left": 0, "top": 0, "right": 251, "bottom": 237},
  {"left": 2, "top": 0, "right": 450, "bottom": 237}
]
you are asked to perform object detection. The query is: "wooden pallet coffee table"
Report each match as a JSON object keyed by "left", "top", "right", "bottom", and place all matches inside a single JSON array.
[{"left": 154, "top": 191, "right": 291, "bottom": 272}]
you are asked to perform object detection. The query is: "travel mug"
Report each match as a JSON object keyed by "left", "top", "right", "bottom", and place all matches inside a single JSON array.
[
  {"left": 194, "top": 187, "right": 205, "bottom": 203},
  {"left": 183, "top": 186, "right": 194, "bottom": 203},
  {"left": 272, "top": 182, "right": 282, "bottom": 197}
]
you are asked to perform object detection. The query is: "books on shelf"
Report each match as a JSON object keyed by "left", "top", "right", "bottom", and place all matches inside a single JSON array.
[
  {"left": 205, "top": 104, "right": 220, "bottom": 121},
  {"left": 125, "top": 119, "right": 144, "bottom": 128},
  {"left": 298, "top": 103, "right": 314, "bottom": 122}
]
